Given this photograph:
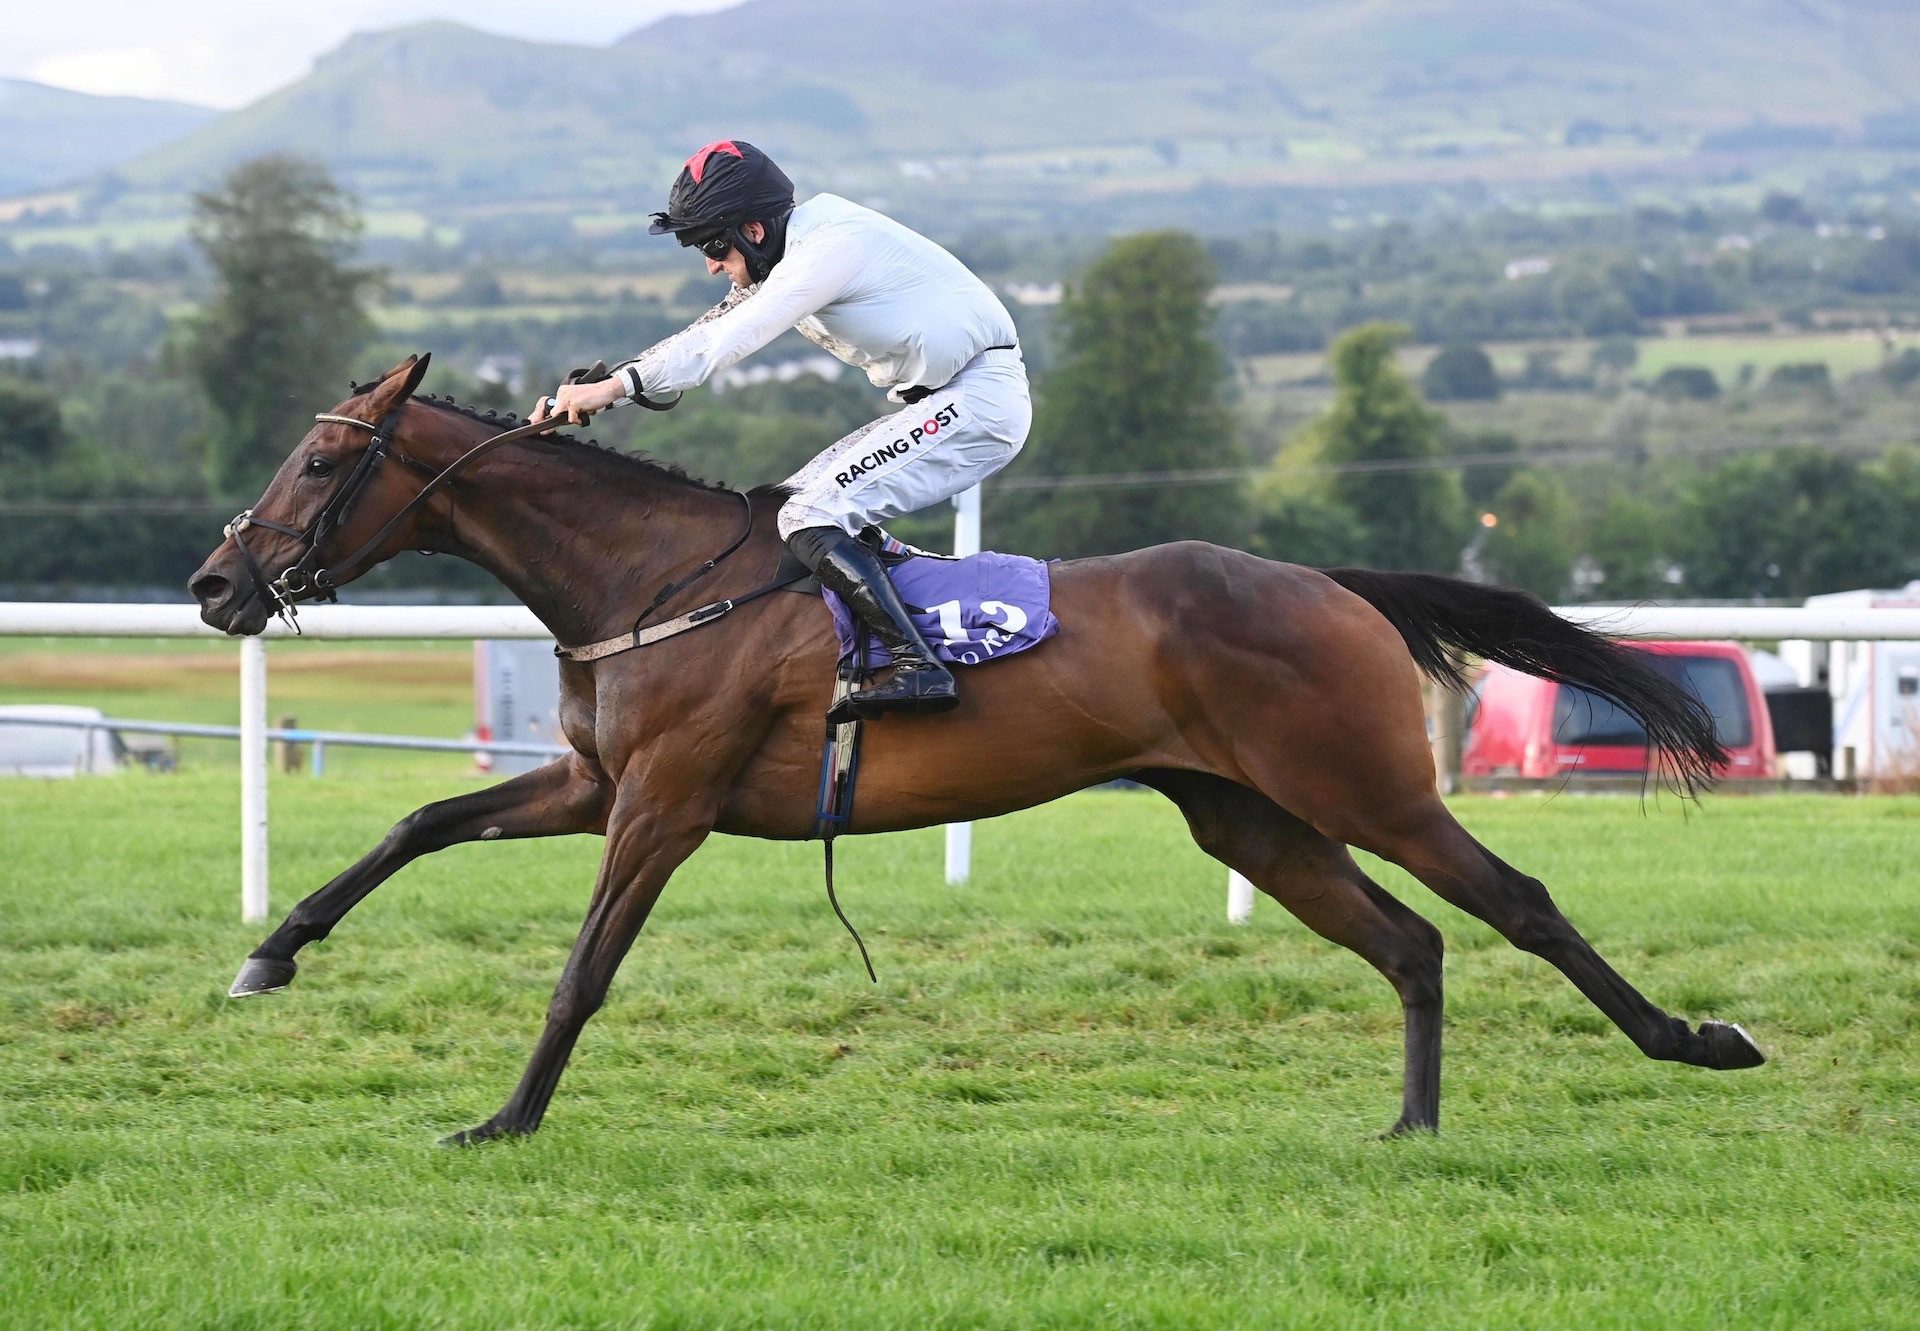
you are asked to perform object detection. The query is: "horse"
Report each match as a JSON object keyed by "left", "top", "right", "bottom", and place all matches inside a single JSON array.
[{"left": 188, "top": 355, "right": 1765, "bottom": 1146}]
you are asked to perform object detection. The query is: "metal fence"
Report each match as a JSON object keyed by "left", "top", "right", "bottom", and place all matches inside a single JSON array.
[{"left": 0, "top": 712, "right": 566, "bottom": 776}]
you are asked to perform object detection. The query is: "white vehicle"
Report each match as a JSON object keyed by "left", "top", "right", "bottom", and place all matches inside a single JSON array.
[
  {"left": 0, "top": 705, "right": 127, "bottom": 777},
  {"left": 1779, "top": 582, "right": 1920, "bottom": 780},
  {"left": 472, "top": 640, "right": 563, "bottom": 776}
]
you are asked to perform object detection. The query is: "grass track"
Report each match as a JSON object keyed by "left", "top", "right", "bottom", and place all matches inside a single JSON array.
[{"left": 3, "top": 778, "right": 1918, "bottom": 1328}]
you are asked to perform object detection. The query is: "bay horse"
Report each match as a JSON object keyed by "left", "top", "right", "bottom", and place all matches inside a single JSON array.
[{"left": 188, "top": 355, "right": 1764, "bottom": 1145}]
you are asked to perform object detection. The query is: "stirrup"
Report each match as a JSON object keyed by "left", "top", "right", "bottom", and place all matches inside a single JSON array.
[{"left": 828, "top": 663, "right": 958, "bottom": 724}]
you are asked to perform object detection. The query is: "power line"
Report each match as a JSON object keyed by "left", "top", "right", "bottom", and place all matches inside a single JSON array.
[
  {"left": 990, "top": 430, "right": 1920, "bottom": 492},
  {"left": 3, "top": 431, "right": 1916, "bottom": 515}
]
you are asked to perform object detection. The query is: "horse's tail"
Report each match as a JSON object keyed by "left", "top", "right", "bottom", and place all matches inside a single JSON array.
[{"left": 1319, "top": 566, "right": 1727, "bottom": 795}]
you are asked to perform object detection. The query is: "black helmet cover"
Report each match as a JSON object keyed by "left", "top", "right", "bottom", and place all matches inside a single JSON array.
[{"left": 648, "top": 140, "right": 796, "bottom": 282}]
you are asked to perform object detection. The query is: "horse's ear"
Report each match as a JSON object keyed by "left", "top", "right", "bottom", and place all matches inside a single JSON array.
[{"left": 363, "top": 353, "right": 432, "bottom": 417}]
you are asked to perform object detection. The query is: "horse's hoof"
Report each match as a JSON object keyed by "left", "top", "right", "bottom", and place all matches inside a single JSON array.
[
  {"left": 438, "top": 1119, "right": 526, "bottom": 1148},
  {"left": 1699, "top": 1020, "right": 1766, "bottom": 1070},
  {"left": 1378, "top": 1116, "right": 1438, "bottom": 1141},
  {"left": 228, "top": 956, "right": 297, "bottom": 998}
]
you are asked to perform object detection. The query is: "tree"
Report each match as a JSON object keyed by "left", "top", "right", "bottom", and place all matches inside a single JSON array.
[
  {"left": 447, "top": 269, "right": 506, "bottom": 307},
  {"left": 186, "top": 155, "right": 378, "bottom": 492},
  {"left": 1583, "top": 492, "right": 1678, "bottom": 600},
  {"left": 1479, "top": 469, "right": 1576, "bottom": 599},
  {"left": 1297, "top": 323, "right": 1467, "bottom": 572},
  {"left": 1759, "top": 191, "right": 1815, "bottom": 227},
  {"left": 1445, "top": 428, "right": 1520, "bottom": 508},
  {"left": 1250, "top": 488, "right": 1368, "bottom": 567},
  {"left": 1421, "top": 343, "right": 1500, "bottom": 401},
  {"left": 1765, "top": 362, "right": 1833, "bottom": 397},
  {"left": 1651, "top": 365, "right": 1719, "bottom": 400},
  {"left": 1884, "top": 347, "right": 1920, "bottom": 389},
  {"left": 1590, "top": 335, "right": 1639, "bottom": 374},
  {"left": 0, "top": 380, "right": 66, "bottom": 474},
  {"left": 1679, "top": 448, "right": 1907, "bottom": 597},
  {"left": 993, "top": 231, "right": 1248, "bottom": 557}
]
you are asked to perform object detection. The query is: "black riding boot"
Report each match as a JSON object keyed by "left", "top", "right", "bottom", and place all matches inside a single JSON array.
[{"left": 788, "top": 527, "right": 958, "bottom": 723}]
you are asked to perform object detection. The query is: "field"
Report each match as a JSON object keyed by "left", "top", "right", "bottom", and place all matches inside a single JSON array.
[
  {"left": 0, "top": 637, "right": 474, "bottom": 777},
  {"left": 1244, "top": 329, "right": 1897, "bottom": 391},
  {"left": 4, "top": 769, "right": 1918, "bottom": 1328}
]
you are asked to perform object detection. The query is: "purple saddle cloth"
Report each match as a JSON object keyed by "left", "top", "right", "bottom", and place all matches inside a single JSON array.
[{"left": 824, "top": 544, "right": 1059, "bottom": 670}]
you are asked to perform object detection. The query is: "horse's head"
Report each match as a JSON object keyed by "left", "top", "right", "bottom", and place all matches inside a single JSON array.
[{"left": 190, "top": 354, "right": 438, "bottom": 635}]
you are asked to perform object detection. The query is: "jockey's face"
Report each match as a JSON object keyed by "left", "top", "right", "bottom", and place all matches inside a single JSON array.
[{"left": 706, "top": 220, "right": 766, "bottom": 287}]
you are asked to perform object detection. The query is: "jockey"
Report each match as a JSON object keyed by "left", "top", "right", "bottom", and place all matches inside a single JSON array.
[{"left": 532, "top": 140, "right": 1029, "bottom": 721}]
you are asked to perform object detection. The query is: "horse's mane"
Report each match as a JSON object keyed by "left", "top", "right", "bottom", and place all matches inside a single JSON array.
[{"left": 392, "top": 389, "right": 740, "bottom": 496}]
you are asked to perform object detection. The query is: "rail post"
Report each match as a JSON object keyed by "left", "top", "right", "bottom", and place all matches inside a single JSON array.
[
  {"left": 239, "top": 637, "right": 269, "bottom": 922},
  {"left": 944, "top": 484, "right": 983, "bottom": 886},
  {"left": 275, "top": 714, "right": 302, "bottom": 774},
  {"left": 1227, "top": 871, "right": 1256, "bottom": 924}
]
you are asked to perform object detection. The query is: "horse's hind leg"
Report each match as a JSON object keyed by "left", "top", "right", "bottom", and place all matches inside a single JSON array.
[
  {"left": 1140, "top": 771, "right": 1445, "bottom": 1135},
  {"left": 1354, "top": 795, "right": 1764, "bottom": 1072},
  {"left": 230, "top": 754, "right": 612, "bottom": 997}
]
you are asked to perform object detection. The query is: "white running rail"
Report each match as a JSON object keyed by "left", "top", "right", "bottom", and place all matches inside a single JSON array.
[
  {"left": 0, "top": 602, "right": 551, "bottom": 921},
  {"left": 7, "top": 598, "right": 1920, "bottom": 923}
]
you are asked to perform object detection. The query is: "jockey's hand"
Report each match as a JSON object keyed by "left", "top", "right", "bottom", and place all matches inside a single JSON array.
[{"left": 529, "top": 376, "right": 622, "bottom": 428}]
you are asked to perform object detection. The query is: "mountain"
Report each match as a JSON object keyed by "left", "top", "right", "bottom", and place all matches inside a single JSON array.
[
  {"left": 72, "top": 2, "right": 1920, "bottom": 212},
  {"left": 0, "top": 80, "right": 218, "bottom": 194},
  {"left": 622, "top": 0, "right": 1920, "bottom": 145}
]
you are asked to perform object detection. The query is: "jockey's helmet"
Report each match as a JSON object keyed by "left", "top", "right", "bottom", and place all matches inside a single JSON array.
[{"left": 648, "top": 140, "right": 795, "bottom": 283}]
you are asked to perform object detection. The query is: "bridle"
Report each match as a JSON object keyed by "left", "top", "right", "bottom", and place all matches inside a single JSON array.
[
  {"left": 222, "top": 403, "right": 560, "bottom": 630},
  {"left": 220, "top": 397, "right": 777, "bottom": 647},
  {"left": 221, "top": 406, "right": 408, "bottom": 629}
]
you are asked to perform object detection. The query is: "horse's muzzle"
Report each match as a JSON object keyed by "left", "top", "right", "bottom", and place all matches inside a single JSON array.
[{"left": 189, "top": 567, "right": 270, "bottom": 636}]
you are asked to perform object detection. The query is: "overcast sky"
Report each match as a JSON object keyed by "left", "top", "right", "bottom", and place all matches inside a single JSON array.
[{"left": 8, "top": 0, "right": 742, "bottom": 109}]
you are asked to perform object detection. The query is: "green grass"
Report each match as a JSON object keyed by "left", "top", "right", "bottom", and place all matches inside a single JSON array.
[
  {"left": 3, "top": 780, "right": 1917, "bottom": 1328},
  {"left": 1246, "top": 330, "right": 1896, "bottom": 391},
  {"left": 1631, "top": 332, "right": 1892, "bottom": 380}
]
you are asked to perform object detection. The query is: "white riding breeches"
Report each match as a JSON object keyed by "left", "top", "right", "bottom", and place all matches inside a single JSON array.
[{"left": 776, "top": 348, "right": 1030, "bottom": 539}]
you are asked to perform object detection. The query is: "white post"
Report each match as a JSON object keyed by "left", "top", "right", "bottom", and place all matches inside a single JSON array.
[
  {"left": 240, "top": 636, "right": 269, "bottom": 922},
  {"left": 952, "top": 482, "right": 981, "bottom": 560},
  {"left": 1227, "top": 870, "right": 1255, "bottom": 924},
  {"left": 943, "top": 484, "right": 983, "bottom": 886},
  {"left": 944, "top": 821, "right": 973, "bottom": 887}
]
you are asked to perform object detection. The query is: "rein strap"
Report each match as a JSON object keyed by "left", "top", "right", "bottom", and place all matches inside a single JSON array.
[{"left": 314, "top": 411, "right": 570, "bottom": 589}]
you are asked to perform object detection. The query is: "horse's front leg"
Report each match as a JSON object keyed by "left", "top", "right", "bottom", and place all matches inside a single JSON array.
[
  {"left": 442, "top": 774, "right": 716, "bottom": 1145},
  {"left": 230, "top": 754, "right": 612, "bottom": 996}
]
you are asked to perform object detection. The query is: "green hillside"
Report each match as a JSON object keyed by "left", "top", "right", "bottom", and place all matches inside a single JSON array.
[
  {"left": 0, "top": 80, "right": 217, "bottom": 194},
  {"left": 40, "top": 1, "right": 1920, "bottom": 214}
]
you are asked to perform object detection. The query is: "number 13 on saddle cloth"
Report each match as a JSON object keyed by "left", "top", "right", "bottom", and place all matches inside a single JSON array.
[{"left": 822, "top": 535, "right": 1058, "bottom": 670}]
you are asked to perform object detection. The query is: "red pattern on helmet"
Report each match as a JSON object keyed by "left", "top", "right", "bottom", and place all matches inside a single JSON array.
[{"left": 685, "top": 140, "right": 744, "bottom": 184}]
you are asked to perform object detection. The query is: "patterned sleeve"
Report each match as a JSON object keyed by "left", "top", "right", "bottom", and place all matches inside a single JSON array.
[
  {"left": 609, "top": 227, "right": 863, "bottom": 400},
  {"left": 610, "top": 286, "right": 751, "bottom": 402}
]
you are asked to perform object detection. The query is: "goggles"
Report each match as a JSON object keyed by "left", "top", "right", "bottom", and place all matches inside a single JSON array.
[{"left": 680, "top": 228, "right": 734, "bottom": 261}]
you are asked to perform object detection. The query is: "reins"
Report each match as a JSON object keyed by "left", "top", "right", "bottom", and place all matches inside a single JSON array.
[
  {"left": 227, "top": 402, "right": 809, "bottom": 655},
  {"left": 553, "top": 495, "right": 812, "bottom": 663},
  {"left": 310, "top": 411, "right": 565, "bottom": 592}
]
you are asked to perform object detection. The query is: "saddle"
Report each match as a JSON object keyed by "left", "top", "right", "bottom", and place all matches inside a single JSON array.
[{"left": 808, "top": 534, "right": 1058, "bottom": 976}]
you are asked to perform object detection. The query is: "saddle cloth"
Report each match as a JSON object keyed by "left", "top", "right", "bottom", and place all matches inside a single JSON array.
[{"left": 822, "top": 538, "right": 1059, "bottom": 669}]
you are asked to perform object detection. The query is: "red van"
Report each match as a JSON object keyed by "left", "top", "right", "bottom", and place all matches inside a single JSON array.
[{"left": 1461, "top": 640, "right": 1777, "bottom": 780}]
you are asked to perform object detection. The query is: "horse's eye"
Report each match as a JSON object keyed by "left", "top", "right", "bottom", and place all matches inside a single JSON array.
[{"left": 304, "top": 455, "right": 336, "bottom": 479}]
